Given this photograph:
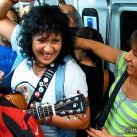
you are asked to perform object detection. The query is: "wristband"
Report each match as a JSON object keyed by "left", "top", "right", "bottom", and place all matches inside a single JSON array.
[{"left": 45, "top": 116, "right": 52, "bottom": 125}]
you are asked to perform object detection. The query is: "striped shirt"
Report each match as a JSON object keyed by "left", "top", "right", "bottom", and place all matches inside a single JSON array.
[{"left": 104, "top": 51, "right": 137, "bottom": 136}]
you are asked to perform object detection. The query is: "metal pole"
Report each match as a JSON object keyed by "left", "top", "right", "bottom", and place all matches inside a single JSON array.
[
  {"left": 104, "top": 0, "right": 112, "bottom": 68},
  {"left": 105, "top": 0, "right": 112, "bottom": 45}
]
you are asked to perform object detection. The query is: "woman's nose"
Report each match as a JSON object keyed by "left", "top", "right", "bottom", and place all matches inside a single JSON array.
[
  {"left": 43, "top": 43, "right": 53, "bottom": 51},
  {"left": 125, "top": 51, "right": 132, "bottom": 61}
]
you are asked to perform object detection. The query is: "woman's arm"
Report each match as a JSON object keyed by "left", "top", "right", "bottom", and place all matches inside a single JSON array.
[
  {"left": 0, "top": 0, "right": 17, "bottom": 41},
  {"left": 75, "top": 38, "right": 122, "bottom": 64}
]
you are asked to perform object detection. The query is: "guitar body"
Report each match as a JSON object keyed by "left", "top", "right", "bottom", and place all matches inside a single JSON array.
[
  {"left": 5, "top": 93, "right": 48, "bottom": 124},
  {"left": 5, "top": 93, "right": 27, "bottom": 109}
]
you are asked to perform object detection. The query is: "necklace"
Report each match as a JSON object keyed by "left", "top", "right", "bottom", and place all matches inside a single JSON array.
[{"left": 33, "top": 63, "right": 46, "bottom": 75}]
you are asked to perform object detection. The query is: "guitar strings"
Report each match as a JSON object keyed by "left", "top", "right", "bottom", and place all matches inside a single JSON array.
[
  {"left": 27, "top": 100, "right": 75, "bottom": 114},
  {"left": 28, "top": 99, "right": 76, "bottom": 111}
]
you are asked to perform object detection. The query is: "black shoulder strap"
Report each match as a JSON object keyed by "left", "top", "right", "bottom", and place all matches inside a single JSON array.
[
  {"left": 28, "top": 63, "right": 58, "bottom": 108},
  {"left": 96, "top": 71, "right": 128, "bottom": 129}
]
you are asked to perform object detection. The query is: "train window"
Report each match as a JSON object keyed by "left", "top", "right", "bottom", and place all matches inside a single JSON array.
[
  {"left": 120, "top": 11, "right": 137, "bottom": 51},
  {"left": 82, "top": 8, "right": 99, "bottom": 31}
]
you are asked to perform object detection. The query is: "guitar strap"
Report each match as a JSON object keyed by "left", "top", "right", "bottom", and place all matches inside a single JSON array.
[
  {"left": 28, "top": 63, "right": 58, "bottom": 109},
  {"left": 95, "top": 70, "right": 128, "bottom": 129}
]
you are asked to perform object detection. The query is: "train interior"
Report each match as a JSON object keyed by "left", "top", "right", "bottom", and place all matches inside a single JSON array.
[
  {"left": 0, "top": 1, "right": 137, "bottom": 136},
  {"left": 14, "top": 0, "right": 137, "bottom": 73}
]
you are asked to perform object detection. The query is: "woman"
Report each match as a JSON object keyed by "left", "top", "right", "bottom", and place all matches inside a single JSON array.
[
  {"left": 0, "top": 0, "right": 90, "bottom": 137},
  {"left": 74, "top": 27, "right": 114, "bottom": 137},
  {"left": 76, "top": 30, "right": 137, "bottom": 137}
]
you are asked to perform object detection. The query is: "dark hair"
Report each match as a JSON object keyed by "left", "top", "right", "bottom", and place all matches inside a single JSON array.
[
  {"left": 65, "top": 4, "right": 83, "bottom": 27},
  {"left": 76, "top": 27, "right": 103, "bottom": 68},
  {"left": 130, "top": 30, "right": 137, "bottom": 48},
  {"left": 19, "top": 5, "right": 74, "bottom": 65}
]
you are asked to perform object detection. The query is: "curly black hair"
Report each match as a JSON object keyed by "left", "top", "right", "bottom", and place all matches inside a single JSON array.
[{"left": 18, "top": 4, "right": 74, "bottom": 65}]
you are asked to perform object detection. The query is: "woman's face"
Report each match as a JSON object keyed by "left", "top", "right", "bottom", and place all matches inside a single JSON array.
[
  {"left": 125, "top": 44, "right": 137, "bottom": 78},
  {"left": 32, "top": 32, "right": 62, "bottom": 66}
]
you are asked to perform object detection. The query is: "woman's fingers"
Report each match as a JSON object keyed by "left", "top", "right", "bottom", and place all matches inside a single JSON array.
[{"left": 86, "top": 127, "right": 97, "bottom": 137}]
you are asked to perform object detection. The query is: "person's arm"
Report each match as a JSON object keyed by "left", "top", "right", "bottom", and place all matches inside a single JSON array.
[
  {"left": 75, "top": 38, "right": 122, "bottom": 64},
  {"left": 51, "top": 97, "right": 90, "bottom": 129},
  {"left": 50, "top": 60, "right": 90, "bottom": 129},
  {"left": 0, "top": 0, "right": 17, "bottom": 42}
]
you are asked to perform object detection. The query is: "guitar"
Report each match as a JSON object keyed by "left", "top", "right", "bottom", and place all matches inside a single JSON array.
[{"left": 5, "top": 93, "right": 87, "bottom": 121}]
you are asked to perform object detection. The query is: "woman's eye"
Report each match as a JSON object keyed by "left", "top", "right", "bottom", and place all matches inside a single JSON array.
[
  {"left": 37, "top": 39, "right": 44, "bottom": 43},
  {"left": 52, "top": 40, "right": 59, "bottom": 44},
  {"left": 132, "top": 49, "right": 137, "bottom": 57},
  {"left": 134, "top": 53, "right": 137, "bottom": 57},
  {"left": 52, "top": 39, "right": 62, "bottom": 44}
]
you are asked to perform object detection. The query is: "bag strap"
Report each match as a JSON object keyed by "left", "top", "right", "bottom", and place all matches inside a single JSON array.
[
  {"left": 103, "top": 69, "right": 109, "bottom": 95},
  {"left": 55, "top": 55, "right": 72, "bottom": 101},
  {"left": 96, "top": 70, "right": 128, "bottom": 129},
  {"left": 28, "top": 63, "right": 58, "bottom": 108}
]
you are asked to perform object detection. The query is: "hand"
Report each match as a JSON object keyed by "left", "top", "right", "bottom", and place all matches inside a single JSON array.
[
  {"left": 0, "top": 70, "right": 4, "bottom": 80},
  {"left": 86, "top": 127, "right": 114, "bottom": 137}
]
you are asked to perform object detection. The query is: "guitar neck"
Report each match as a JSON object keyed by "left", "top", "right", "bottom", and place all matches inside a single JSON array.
[
  {"left": 26, "top": 105, "right": 54, "bottom": 119},
  {"left": 6, "top": 93, "right": 87, "bottom": 121},
  {"left": 26, "top": 94, "right": 87, "bottom": 120}
]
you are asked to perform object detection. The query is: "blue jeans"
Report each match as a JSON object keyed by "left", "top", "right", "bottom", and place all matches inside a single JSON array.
[{"left": 40, "top": 125, "right": 77, "bottom": 137}]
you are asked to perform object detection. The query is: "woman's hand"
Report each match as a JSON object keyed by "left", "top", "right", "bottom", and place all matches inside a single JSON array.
[
  {"left": 0, "top": 70, "right": 4, "bottom": 80},
  {"left": 86, "top": 127, "right": 115, "bottom": 137}
]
